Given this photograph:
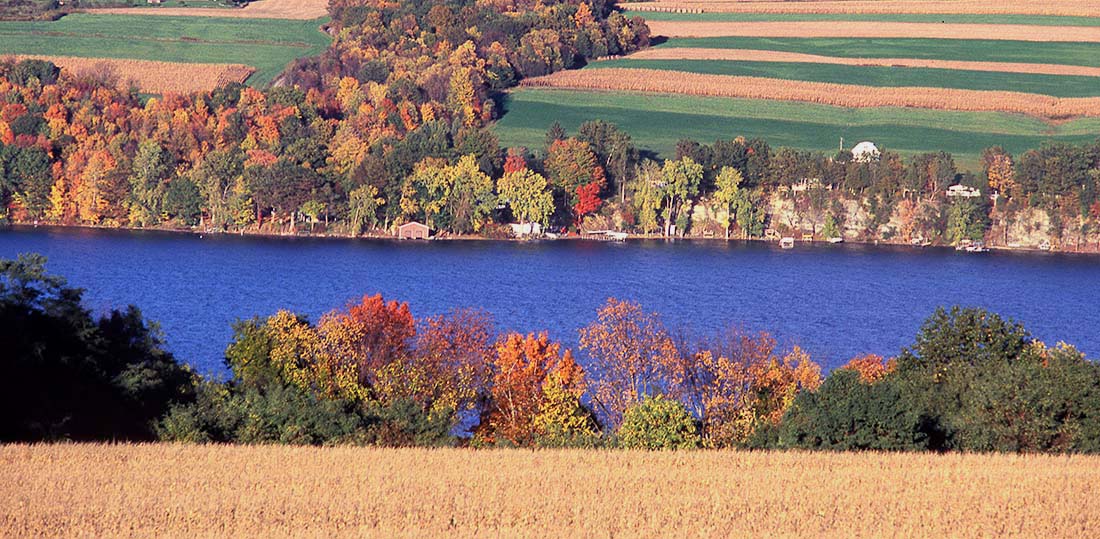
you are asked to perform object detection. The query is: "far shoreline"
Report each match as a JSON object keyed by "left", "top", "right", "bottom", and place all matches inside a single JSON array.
[{"left": 2, "top": 221, "right": 1091, "bottom": 258}]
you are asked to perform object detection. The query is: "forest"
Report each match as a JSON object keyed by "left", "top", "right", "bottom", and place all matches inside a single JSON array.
[
  {"left": 0, "top": 0, "right": 1096, "bottom": 248},
  {"left": 5, "top": 253, "right": 1100, "bottom": 452}
]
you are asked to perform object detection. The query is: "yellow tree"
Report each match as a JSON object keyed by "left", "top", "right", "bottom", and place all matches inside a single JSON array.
[{"left": 579, "top": 298, "right": 677, "bottom": 428}]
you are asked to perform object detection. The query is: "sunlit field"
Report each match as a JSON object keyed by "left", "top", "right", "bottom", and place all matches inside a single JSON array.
[{"left": 3, "top": 444, "right": 1098, "bottom": 537}]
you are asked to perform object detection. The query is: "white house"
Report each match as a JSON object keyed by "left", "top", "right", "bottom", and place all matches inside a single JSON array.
[
  {"left": 851, "top": 141, "right": 880, "bottom": 163},
  {"left": 946, "top": 184, "right": 981, "bottom": 198},
  {"left": 509, "top": 222, "right": 542, "bottom": 237}
]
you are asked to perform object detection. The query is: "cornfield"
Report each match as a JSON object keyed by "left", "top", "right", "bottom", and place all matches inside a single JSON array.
[
  {"left": 646, "top": 20, "right": 1100, "bottom": 41},
  {"left": 620, "top": 47, "right": 1100, "bottom": 77},
  {"left": 92, "top": 0, "right": 329, "bottom": 19},
  {"left": 2, "top": 444, "right": 1098, "bottom": 537},
  {"left": 619, "top": 1, "right": 1100, "bottom": 17},
  {"left": 10, "top": 56, "right": 254, "bottom": 94},
  {"left": 523, "top": 67, "right": 1100, "bottom": 119}
]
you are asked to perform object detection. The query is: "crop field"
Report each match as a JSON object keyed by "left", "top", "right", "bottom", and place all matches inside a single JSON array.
[
  {"left": 93, "top": 0, "right": 329, "bottom": 19},
  {"left": 0, "top": 13, "right": 329, "bottom": 89},
  {"left": 7, "top": 55, "right": 253, "bottom": 93},
  {"left": 495, "top": 2, "right": 1100, "bottom": 166},
  {"left": 617, "top": 1, "right": 1100, "bottom": 17},
  {"left": 646, "top": 20, "right": 1100, "bottom": 41},
  {"left": 495, "top": 89, "right": 1100, "bottom": 170},
  {"left": 3, "top": 444, "right": 1098, "bottom": 537}
]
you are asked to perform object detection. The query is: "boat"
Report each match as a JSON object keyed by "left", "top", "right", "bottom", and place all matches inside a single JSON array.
[
  {"left": 964, "top": 241, "right": 989, "bottom": 253},
  {"left": 779, "top": 237, "right": 795, "bottom": 249},
  {"left": 1038, "top": 239, "right": 1052, "bottom": 251},
  {"left": 827, "top": 236, "right": 844, "bottom": 244}
]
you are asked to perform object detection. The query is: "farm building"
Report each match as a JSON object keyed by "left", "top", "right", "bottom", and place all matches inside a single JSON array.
[
  {"left": 397, "top": 221, "right": 430, "bottom": 239},
  {"left": 851, "top": 141, "right": 880, "bottom": 163}
]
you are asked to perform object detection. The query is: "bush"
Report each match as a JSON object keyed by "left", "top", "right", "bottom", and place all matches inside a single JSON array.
[
  {"left": 158, "top": 381, "right": 365, "bottom": 445},
  {"left": 617, "top": 395, "right": 700, "bottom": 450}
]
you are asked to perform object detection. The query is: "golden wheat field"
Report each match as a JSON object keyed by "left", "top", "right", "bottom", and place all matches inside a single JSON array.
[
  {"left": 523, "top": 68, "right": 1100, "bottom": 119},
  {"left": 9, "top": 56, "right": 254, "bottom": 94},
  {"left": 646, "top": 20, "right": 1100, "bottom": 41},
  {"left": 618, "top": 0, "right": 1100, "bottom": 16},
  {"left": 92, "top": 0, "right": 329, "bottom": 19},
  {"left": 2, "top": 444, "right": 1099, "bottom": 538}
]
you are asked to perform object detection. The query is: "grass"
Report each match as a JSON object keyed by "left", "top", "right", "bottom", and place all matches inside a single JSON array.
[
  {"left": 656, "top": 36, "right": 1100, "bottom": 67},
  {"left": 628, "top": 11, "right": 1100, "bottom": 26},
  {"left": 0, "top": 13, "right": 329, "bottom": 86},
  {"left": 590, "top": 59, "right": 1100, "bottom": 98},
  {"left": 495, "top": 88, "right": 1100, "bottom": 170},
  {"left": 3, "top": 444, "right": 1099, "bottom": 537}
]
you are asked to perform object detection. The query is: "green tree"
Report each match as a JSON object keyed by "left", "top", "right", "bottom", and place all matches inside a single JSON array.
[
  {"left": 497, "top": 168, "right": 553, "bottom": 230},
  {"left": 713, "top": 166, "right": 743, "bottom": 239},
  {"left": 659, "top": 157, "right": 703, "bottom": 236}
]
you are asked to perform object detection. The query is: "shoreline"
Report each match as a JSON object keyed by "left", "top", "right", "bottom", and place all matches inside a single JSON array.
[{"left": 3, "top": 221, "right": 1089, "bottom": 256}]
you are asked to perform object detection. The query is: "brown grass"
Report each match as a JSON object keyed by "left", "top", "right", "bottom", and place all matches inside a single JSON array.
[
  {"left": 9, "top": 55, "right": 253, "bottom": 93},
  {"left": 522, "top": 67, "right": 1100, "bottom": 119},
  {"left": 620, "top": 1, "right": 1100, "bottom": 17},
  {"left": 91, "top": 0, "right": 328, "bottom": 20},
  {"left": 647, "top": 20, "right": 1100, "bottom": 41},
  {"left": 2, "top": 444, "right": 1099, "bottom": 537},
  {"left": 621, "top": 47, "right": 1100, "bottom": 77}
]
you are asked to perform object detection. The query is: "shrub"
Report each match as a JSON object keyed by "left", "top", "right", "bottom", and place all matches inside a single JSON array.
[{"left": 617, "top": 395, "right": 700, "bottom": 450}]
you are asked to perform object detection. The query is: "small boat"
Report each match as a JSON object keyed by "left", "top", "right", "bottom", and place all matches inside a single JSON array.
[
  {"left": 1038, "top": 239, "right": 1051, "bottom": 251},
  {"left": 827, "top": 236, "right": 844, "bottom": 244},
  {"left": 779, "top": 237, "right": 795, "bottom": 249},
  {"left": 964, "top": 241, "right": 989, "bottom": 253}
]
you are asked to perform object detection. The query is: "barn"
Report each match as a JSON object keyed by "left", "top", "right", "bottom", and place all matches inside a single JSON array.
[{"left": 397, "top": 221, "right": 430, "bottom": 240}]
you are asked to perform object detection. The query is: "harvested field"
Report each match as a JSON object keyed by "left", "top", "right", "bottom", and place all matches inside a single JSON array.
[
  {"left": 622, "top": 48, "right": 1100, "bottom": 77},
  {"left": 618, "top": 1, "right": 1100, "bottom": 17},
  {"left": 647, "top": 20, "right": 1100, "bottom": 41},
  {"left": 92, "top": 0, "right": 328, "bottom": 20},
  {"left": 4, "top": 444, "right": 1100, "bottom": 537},
  {"left": 7, "top": 55, "right": 253, "bottom": 93},
  {"left": 522, "top": 67, "right": 1100, "bottom": 119}
]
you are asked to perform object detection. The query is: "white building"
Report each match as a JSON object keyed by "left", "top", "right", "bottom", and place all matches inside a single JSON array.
[
  {"left": 946, "top": 184, "right": 981, "bottom": 198},
  {"left": 851, "top": 141, "right": 880, "bottom": 163}
]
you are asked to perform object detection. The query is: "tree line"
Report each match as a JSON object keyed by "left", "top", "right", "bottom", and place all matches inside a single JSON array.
[{"left": 5, "top": 254, "right": 1099, "bottom": 452}]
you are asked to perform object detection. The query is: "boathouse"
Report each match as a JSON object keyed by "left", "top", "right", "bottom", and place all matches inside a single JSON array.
[{"left": 397, "top": 221, "right": 430, "bottom": 240}]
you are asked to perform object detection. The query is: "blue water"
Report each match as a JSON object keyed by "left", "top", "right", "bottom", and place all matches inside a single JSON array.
[{"left": 2, "top": 226, "right": 1098, "bottom": 375}]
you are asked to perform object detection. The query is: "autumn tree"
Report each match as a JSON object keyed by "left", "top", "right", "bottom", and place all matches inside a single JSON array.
[
  {"left": 579, "top": 298, "right": 677, "bottom": 428},
  {"left": 841, "top": 354, "right": 895, "bottom": 384},
  {"left": 712, "top": 166, "right": 743, "bottom": 239},
  {"left": 479, "top": 332, "right": 580, "bottom": 446},
  {"left": 497, "top": 168, "right": 553, "bottom": 230}
]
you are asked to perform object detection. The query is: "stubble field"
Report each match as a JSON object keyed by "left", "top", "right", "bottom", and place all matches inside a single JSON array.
[{"left": 2, "top": 444, "right": 1098, "bottom": 537}]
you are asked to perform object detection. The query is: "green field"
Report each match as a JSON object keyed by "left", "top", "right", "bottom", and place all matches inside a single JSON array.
[
  {"left": 656, "top": 37, "right": 1100, "bottom": 67},
  {"left": 627, "top": 11, "right": 1100, "bottom": 26},
  {"left": 494, "top": 88, "right": 1100, "bottom": 170},
  {"left": 0, "top": 13, "right": 329, "bottom": 86},
  {"left": 590, "top": 59, "right": 1100, "bottom": 97}
]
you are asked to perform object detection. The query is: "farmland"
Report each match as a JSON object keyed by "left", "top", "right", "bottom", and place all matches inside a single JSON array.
[
  {"left": 494, "top": 2, "right": 1100, "bottom": 165},
  {"left": 93, "top": 0, "right": 329, "bottom": 20},
  {"left": 3, "top": 444, "right": 1098, "bottom": 537},
  {"left": 494, "top": 88, "right": 1100, "bottom": 170},
  {"left": 0, "top": 12, "right": 329, "bottom": 90},
  {"left": 7, "top": 56, "right": 253, "bottom": 94}
]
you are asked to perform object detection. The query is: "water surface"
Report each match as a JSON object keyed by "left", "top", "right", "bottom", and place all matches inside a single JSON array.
[{"left": 3, "top": 226, "right": 1097, "bottom": 375}]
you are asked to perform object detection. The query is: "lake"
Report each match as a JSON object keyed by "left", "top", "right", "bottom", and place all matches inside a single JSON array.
[{"left": 3, "top": 226, "right": 1098, "bottom": 375}]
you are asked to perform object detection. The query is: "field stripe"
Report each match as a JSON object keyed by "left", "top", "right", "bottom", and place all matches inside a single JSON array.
[
  {"left": 521, "top": 67, "right": 1100, "bottom": 119},
  {"left": 618, "top": 48, "right": 1100, "bottom": 77},
  {"left": 8, "top": 55, "right": 254, "bottom": 94},
  {"left": 647, "top": 20, "right": 1100, "bottom": 42},
  {"left": 90, "top": 0, "right": 328, "bottom": 20},
  {"left": 618, "top": 1, "right": 1100, "bottom": 17}
]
